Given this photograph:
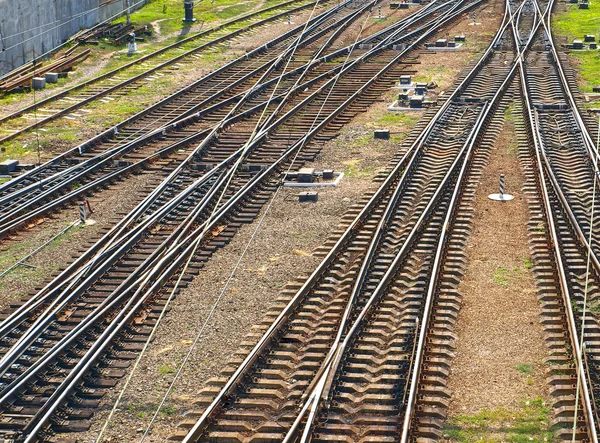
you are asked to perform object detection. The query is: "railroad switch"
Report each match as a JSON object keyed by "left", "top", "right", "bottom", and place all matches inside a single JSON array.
[{"left": 299, "top": 191, "right": 318, "bottom": 203}]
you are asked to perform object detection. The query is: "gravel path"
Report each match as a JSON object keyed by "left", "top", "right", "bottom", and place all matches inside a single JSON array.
[{"left": 445, "top": 106, "right": 551, "bottom": 437}]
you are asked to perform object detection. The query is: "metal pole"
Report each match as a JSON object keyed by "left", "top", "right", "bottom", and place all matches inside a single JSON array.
[
  {"left": 125, "top": 0, "right": 131, "bottom": 25},
  {"left": 183, "top": 0, "right": 196, "bottom": 23},
  {"left": 499, "top": 173, "right": 505, "bottom": 196}
]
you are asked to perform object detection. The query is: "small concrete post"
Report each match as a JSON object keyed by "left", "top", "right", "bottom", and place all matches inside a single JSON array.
[
  {"left": 287, "top": 14, "right": 291, "bottom": 24},
  {"left": 499, "top": 173, "right": 505, "bottom": 197}
]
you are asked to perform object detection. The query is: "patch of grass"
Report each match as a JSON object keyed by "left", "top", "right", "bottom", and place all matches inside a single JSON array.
[
  {"left": 553, "top": 0, "right": 600, "bottom": 39},
  {"left": 342, "top": 159, "right": 376, "bottom": 179},
  {"left": 553, "top": 2, "right": 600, "bottom": 92},
  {"left": 444, "top": 398, "right": 554, "bottom": 442},
  {"left": 492, "top": 264, "right": 526, "bottom": 286},
  {"left": 492, "top": 267, "right": 510, "bottom": 286},
  {"left": 515, "top": 363, "right": 534, "bottom": 376},
  {"left": 158, "top": 364, "right": 175, "bottom": 375},
  {"left": 522, "top": 258, "right": 533, "bottom": 269}
]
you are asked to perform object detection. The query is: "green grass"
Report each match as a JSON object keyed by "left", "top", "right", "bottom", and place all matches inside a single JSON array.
[
  {"left": 492, "top": 267, "right": 511, "bottom": 286},
  {"left": 492, "top": 261, "right": 532, "bottom": 286},
  {"left": 444, "top": 398, "right": 555, "bottom": 442},
  {"left": 114, "top": 0, "right": 262, "bottom": 35},
  {"left": 553, "top": 1, "right": 600, "bottom": 92},
  {"left": 342, "top": 159, "right": 376, "bottom": 179},
  {"left": 157, "top": 364, "right": 175, "bottom": 375},
  {"left": 553, "top": 0, "right": 600, "bottom": 38},
  {"left": 515, "top": 363, "right": 534, "bottom": 376}
]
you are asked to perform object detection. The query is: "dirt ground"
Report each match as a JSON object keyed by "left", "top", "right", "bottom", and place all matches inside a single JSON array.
[{"left": 443, "top": 105, "right": 552, "bottom": 440}]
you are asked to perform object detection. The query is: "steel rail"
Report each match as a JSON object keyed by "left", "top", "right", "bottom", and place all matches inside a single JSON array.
[
  {"left": 0, "top": 0, "right": 389, "bottom": 369},
  {"left": 0, "top": 0, "right": 370, "bottom": 367},
  {"left": 0, "top": 0, "right": 427, "bottom": 233},
  {"left": 0, "top": 0, "right": 464, "bottom": 356},
  {"left": 0, "top": 0, "right": 350, "bottom": 196},
  {"left": 0, "top": 0, "right": 450, "bottom": 239},
  {"left": 284, "top": 3, "right": 527, "bottom": 438}
]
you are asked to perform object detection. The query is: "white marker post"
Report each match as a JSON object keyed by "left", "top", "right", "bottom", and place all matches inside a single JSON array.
[{"left": 488, "top": 174, "right": 514, "bottom": 201}]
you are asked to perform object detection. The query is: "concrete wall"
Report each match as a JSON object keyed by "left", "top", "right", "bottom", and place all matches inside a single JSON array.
[{"left": 0, "top": 0, "right": 147, "bottom": 76}]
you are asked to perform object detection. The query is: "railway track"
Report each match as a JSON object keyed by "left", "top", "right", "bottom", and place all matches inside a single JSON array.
[
  {"left": 0, "top": 0, "right": 322, "bottom": 145},
  {"left": 169, "top": 0, "right": 600, "bottom": 441},
  {"left": 0, "top": 1, "right": 481, "bottom": 441},
  {"left": 172, "top": 2, "right": 558, "bottom": 441},
  {"left": 0, "top": 0, "right": 457, "bottom": 239},
  {"left": 0, "top": 0, "right": 388, "bottom": 237},
  {"left": 511, "top": 0, "right": 600, "bottom": 437}
]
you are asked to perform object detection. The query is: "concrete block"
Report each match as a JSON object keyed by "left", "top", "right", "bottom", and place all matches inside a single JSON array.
[
  {"left": 573, "top": 40, "right": 584, "bottom": 49},
  {"left": 322, "top": 169, "right": 334, "bottom": 180},
  {"left": 400, "top": 75, "right": 412, "bottom": 85},
  {"left": 435, "top": 39, "right": 447, "bottom": 47},
  {"left": 0, "top": 160, "right": 19, "bottom": 174},
  {"left": 448, "top": 41, "right": 457, "bottom": 48},
  {"left": 590, "top": 42, "right": 598, "bottom": 49},
  {"left": 45, "top": 72, "right": 59, "bottom": 83},
  {"left": 398, "top": 92, "right": 409, "bottom": 102},
  {"left": 593, "top": 86, "right": 600, "bottom": 93},
  {"left": 415, "top": 83, "right": 428, "bottom": 95},
  {"left": 584, "top": 34, "right": 596, "bottom": 42},
  {"left": 455, "top": 35, "right": 466, "bottom": 42},
  {"left": 32, "top": 77, "right": 46, "bottom": 90},
  {"left": 297, "top": 168, "right": 315, "bottom": 183},
  {"left": 374, "top": 129, "right": 390, "bottom": 140},
  {"left": 390, "top": 2, "right": 400, "bottom": 8},
  {"left": 410, "top": 95, "right": 424, "bottom": 108},
  {"left": 579, "top": 2, "right": 589, "bottom": 8},
  {"left": 299, "top": 191, "right": 318, "bottom": 202}
]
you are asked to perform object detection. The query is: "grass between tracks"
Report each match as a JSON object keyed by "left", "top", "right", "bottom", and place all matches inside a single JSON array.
[
  {"left": 553, "top": 1, "right": 600, "bottom": 93},
  {"left": 443, "top": 397, "right": 554, "bottom": 442}
]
